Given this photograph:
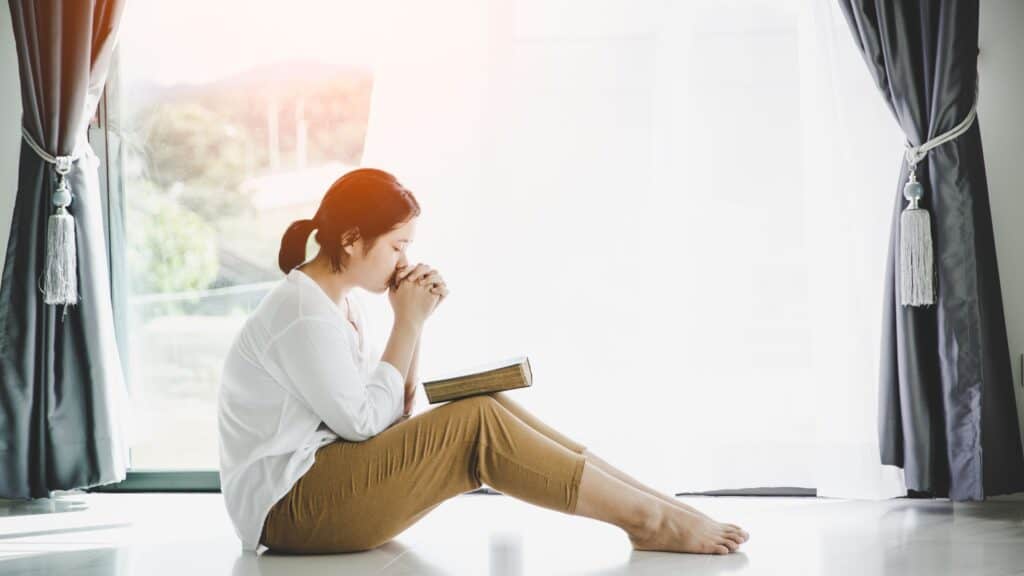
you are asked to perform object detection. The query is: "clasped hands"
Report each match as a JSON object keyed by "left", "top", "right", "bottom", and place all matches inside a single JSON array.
[
  {"left": 393, "top": 263, "right": 449, "bottom": 418},
  {"left": 393, "top": 263, "right": 449, "bottom": 304}
]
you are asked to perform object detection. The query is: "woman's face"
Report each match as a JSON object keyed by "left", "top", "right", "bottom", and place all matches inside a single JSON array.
[{"left": 346, "top": 217, "right": 416, "bottom": 294}]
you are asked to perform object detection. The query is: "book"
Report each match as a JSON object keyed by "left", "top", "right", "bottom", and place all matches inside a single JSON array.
[{"left": 421, "top": 356, "right": 533, "bottom": 404}]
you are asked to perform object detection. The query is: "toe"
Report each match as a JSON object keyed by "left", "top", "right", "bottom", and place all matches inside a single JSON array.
[
  {"left": 722, "top": 531, "right": 744, "bottom": 546},
  {"left": 720, "top": 537, "right": 739, "bottom": 552},
  {"left": 726, "top": 524, "right": 750, "bottom": 541},
  {"left": 724, "top": 526, "right": 748, "bottom": 542}
]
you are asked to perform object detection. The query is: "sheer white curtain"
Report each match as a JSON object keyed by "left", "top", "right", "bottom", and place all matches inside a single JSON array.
[
  {"left": 359, "top": 0, "right": 906, "bottom": 499},
  {"left": 796, "top": 0, "right": 906, "bottom": 499}
]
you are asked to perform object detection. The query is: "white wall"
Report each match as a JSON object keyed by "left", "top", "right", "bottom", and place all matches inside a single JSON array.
[
  {"left": 0, "top": 1, "right": 1022, "bottom": 426},
  {"left": 979, "top": 0, "right": 1024, "bottom": 434}
]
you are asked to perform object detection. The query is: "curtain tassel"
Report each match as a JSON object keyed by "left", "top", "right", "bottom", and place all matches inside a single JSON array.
[
  {"left": 42, "top": 156, "right": 78, "bottom": 306},
  {"left": 899, "top": 167, "right": 934, "bottom": 307},
  {"left": 22, "top": 126, "right": 83, "bottom": 312}
]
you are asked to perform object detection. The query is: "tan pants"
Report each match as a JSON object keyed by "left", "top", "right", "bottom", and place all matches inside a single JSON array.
[{"left": 260, "top": 392, "right": 588, "bottom": 554}]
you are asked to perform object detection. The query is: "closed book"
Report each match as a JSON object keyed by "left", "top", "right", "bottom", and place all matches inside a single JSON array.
[{"left": 421, "top": 356, "right": 532, "bottom": 404}]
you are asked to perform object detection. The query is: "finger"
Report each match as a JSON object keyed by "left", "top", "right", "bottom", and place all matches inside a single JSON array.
[
  {"left": 419, "top": 272, "right": 444, "bottom": 284},
  {"left": 397, "top": 268, "right": 417, "bottom": 284},
  {"left": 418, "top": 270, "right": 443, "bottom": 286},
  {"left": 397, "top": 267, "right": 417, "bottom": 284},
  {"left": 409, "top": 266, "right": 434, "bottom": 284},
  {"left": 397, "top": 263, "right": 426, "bottom": 283},
  {"left": 402, "top": 263, "right": 425, "bottom": 278}
]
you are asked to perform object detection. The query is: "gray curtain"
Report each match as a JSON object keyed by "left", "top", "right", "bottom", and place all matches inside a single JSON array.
[
  {"left": 0, "top": 0, "right": 128, "bottom": 498},
  {"left": 838, "top": 0, "right": 1024, "bottom": 500}
]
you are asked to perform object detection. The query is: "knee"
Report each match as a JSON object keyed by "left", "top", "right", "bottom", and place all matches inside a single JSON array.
[
  {"left": 451, "top": 393, "right": 501, "bottom": 415},
  {"left": 450, "top": 394, "right": 504, "bottom": 441},
  {"left": 460, "top": 393, "right": 500, "bottom": 408}
]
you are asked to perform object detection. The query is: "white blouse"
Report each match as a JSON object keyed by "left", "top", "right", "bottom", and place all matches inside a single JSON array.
[{"left": 217, "top": 268, "right": 405, "bottom": 552}]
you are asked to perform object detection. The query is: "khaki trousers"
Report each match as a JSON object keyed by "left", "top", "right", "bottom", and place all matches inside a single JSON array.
[{"left": 260, "top": 392, "right": 588, "bottom": 554}]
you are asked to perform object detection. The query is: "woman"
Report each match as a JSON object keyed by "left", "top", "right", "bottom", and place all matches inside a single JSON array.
[{"left": 217, "top": 168, "right": 749, "bottom": 556}]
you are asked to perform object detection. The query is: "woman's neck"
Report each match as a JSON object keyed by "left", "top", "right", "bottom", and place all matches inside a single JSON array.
[{"left": 297, "top": 255, "right": 355, "bottom": 308}]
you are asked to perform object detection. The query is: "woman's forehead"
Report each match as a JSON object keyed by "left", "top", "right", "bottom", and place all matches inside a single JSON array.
[{"left": 391, "top": 219, "right": 417, "bottom": 240}]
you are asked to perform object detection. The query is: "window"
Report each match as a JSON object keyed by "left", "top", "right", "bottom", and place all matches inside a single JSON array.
[
  {"left": 112, "top": 0, "right": 379, "bottom": 469},
  {"left": 101, "top": 0, "right": 906, "bottom": 498}
]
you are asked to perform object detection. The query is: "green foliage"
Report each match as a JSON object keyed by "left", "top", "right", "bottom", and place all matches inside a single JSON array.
[
  {"left": 126, "top": 180, "right": 219, "bottom": 313},
  {"left": 121, "top": 65, "right": 376, "bottom": 314},
  {"left": 136, "top": 102, "right": 254, "bottom": 221}
]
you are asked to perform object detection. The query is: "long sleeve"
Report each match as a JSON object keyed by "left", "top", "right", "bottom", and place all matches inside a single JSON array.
[{"left": 264, "top": 317, "right": 405, "bottom": 442}]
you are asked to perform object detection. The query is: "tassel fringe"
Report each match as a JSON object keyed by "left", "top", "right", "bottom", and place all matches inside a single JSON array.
[
  {"left": 39, "top": 154, "right": 79, "bottom": 309},
  {"left": 43, "top": 205, "right": 78, "bottom": 306},
  {"left": 899, "top": 179, "right": 935, "bottom": 307}
]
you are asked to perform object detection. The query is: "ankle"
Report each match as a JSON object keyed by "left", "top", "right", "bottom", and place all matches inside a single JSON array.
[{"left": 627, "top": 499, "right": 664, "bottom": 542}]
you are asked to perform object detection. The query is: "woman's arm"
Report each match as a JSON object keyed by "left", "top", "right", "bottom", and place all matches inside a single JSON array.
[
  {"left": 406, "top": 336, "right": 421, "bottom": 393},
  {"left": 380, "top": 317, "right": 422, "bottom": 382},
  {"left": 399, "top": 335, "right": 421, "bottom": 417}
]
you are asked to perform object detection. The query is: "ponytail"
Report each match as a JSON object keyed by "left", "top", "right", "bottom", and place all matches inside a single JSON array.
[{"left": 278, "top": 218, "right": 317, "bottom": 274}]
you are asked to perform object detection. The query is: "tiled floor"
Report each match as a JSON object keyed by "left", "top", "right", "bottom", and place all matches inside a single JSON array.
[{"left": 1, "top": 492, "right": 1023, "bottom": 575}]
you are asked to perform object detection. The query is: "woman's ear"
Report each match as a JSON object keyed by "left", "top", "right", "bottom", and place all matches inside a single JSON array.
[{"left": 340, "top": 228, "right": 361, "bottom": 256}]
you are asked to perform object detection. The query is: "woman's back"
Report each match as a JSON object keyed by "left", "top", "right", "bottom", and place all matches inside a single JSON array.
[{"left": 217, "top": 268, "right": 406, "bottom": 552}]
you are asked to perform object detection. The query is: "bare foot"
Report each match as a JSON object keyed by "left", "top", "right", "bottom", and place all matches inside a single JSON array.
[
  {"left": 629, "top": 505, "right": 746, "bottom": 555},
  {"left": 671, "top": 502, "right": 750, "bottom": 543}
]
